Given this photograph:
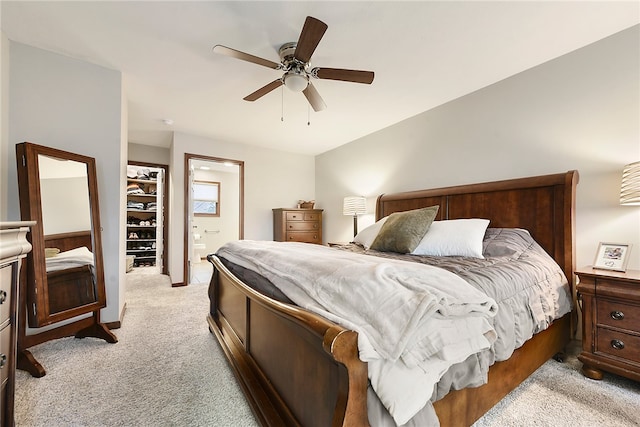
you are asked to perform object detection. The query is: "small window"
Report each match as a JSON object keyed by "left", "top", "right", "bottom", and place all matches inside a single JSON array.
[{"left": 193, "top": 180, "right": 219, "bottom": 217}]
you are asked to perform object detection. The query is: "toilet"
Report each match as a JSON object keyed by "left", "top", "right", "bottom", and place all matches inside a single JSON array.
[{"left": 193, "top": 233, "right": 206, "bottom": 263}]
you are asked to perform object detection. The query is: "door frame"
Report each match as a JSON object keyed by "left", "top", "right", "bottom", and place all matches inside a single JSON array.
[
  {"left": 128, "top": 160, "right": 169, "bottom": 275},
  {"left": 182, "top": 153, "right": 244, "bottom": 286}
]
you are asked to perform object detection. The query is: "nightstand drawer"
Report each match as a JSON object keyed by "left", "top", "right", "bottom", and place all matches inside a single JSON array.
[
  {"left": 596, "top": 328, "right": 640, "bottom": 363},
  {"left": 287, "top": 222, "right": 320, "bottom": 232},
  {"left": 597, "top": 299, "right": 639, "bottom": 330}
]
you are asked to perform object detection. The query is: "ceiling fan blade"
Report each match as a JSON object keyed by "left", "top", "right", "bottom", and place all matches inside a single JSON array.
[
  {"left": 313, "top": 68, "right": 375, "bottom": 84},
  {"left": 213, "top": 45, "right": 280, "bottom": 70},
  {"left": 303, "top": 83, "right": 327, "bottom": 112},
  {"left": 294, "top": 16, "right": 328, "bottom": 63},
  {"left": 243, "top": 79, "right": 283, "bottom": 101}
]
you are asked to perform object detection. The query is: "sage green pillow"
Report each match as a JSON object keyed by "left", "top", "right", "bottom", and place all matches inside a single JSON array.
[{"left": 370, "top": 205, "right": 439, "bottom": 253}]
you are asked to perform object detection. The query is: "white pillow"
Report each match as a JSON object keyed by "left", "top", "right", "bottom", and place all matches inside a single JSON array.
[
  {"left": 353, "top": 216, "right": 388, "bottom": 249},
  {"left": 411, "top": 219, "right": 490, "bottom": 258}
]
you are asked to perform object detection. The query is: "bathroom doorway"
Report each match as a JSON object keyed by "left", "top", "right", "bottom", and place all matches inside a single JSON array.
[{"left": 184, "top": 154, "right": 243, "bottom": 285}]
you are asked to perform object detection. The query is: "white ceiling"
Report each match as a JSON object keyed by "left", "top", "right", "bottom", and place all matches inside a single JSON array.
[{"left": 2, "top": 1, "right": 638, "bottom": 156}]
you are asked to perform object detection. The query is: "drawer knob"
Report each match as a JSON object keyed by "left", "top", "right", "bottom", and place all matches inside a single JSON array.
[
  {"left": 0, "top": 290, "right": 6, "bottom": 304},
  {"left": 611, "top": 339, "right": 625, "bottom": 350},
  {"left": 610, "top": 311, "right": 624, "bottom": 321},
  {"left": 0, "top": 353, "right": 6, "bottom": 369}
]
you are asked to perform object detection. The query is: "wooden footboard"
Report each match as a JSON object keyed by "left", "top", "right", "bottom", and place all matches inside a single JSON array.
[{"left": 207, "top": 255, "right": 368, "bottom": 427}]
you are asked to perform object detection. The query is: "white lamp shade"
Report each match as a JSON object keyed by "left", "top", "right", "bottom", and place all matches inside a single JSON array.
[
  {"left": 620, "top": 161, "right": 640, "bottom": 205},
  {"left": 343, "top": 196, "right": 367, "bottom": 216}
]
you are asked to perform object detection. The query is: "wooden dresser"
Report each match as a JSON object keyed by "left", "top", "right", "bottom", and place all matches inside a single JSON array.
[
  {"left": 0, "top": 222, "right": 34, "bottom": 427},
  {"left": 577, "top": 267, "right": 640, "bottom": 382},
  {"left": 273, "top": 208, "right": 323, "bottom": 244}
]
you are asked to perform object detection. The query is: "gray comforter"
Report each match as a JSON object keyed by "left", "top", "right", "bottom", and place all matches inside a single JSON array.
[{"left": 215, "top": 228, "right": 572, "bottom": 426}]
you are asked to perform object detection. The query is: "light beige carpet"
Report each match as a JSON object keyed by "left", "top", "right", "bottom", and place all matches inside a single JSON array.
[{"left": 15, "top": 273, "right": 639, "bottom": 426}]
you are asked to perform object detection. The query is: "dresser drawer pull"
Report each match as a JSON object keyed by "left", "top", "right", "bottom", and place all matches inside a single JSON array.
[
  {"left": 610, "top": 310, "right": 624, "bottom": 321},
  {"left": 0, "top": 290, "right": 6, "bottom": 304},
  {"left": 611, "top": 339, "right": 625, "bottom": 350},
  {"left": 0, "top": 353, "right": 6, "bottom": 369}
]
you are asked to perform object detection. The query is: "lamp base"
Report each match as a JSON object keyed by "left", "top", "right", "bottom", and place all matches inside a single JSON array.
[{"left": 353, "top": 216, "right": 358, "bottom": 237}]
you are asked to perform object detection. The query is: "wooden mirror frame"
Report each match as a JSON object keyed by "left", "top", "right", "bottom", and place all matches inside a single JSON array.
[{"left": 15, "top": 142, "right": 116, "bottom": 377}]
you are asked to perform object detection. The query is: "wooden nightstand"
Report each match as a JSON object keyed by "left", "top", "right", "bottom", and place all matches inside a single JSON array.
[{"left": 577, "top": 267, "right": 640, "bottom": 382}]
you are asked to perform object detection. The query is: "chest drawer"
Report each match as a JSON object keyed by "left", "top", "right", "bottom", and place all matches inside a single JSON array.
[
  {"left": 0, "top": 266, "right": 13, "bottom": 326},
  {"left": 285, "top": 211, "right": 321, "bottom": 222},
  {"left": 597, "top": 299, "right": 639, "bottom": 331},
  {"left": 286, "top": 231, "right": 321, "bottom": 244},
  {"left": 287, "top": 221, "right": 320, "bottom": 232}
]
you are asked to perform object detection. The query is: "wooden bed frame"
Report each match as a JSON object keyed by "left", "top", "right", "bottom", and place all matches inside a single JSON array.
[{"left": 207, "top": 170, "right": 578, "bottom": 427}]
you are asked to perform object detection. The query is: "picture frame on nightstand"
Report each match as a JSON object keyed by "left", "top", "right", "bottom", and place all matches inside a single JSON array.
[{"left": 592, "top": 242, "right": 633, "bottom": 272}]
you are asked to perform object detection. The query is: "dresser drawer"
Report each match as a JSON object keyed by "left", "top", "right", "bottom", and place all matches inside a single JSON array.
[
  {"left": 596, "top": 327, "right": 640, "bottom": 363},
  {"left": 287, "top": 221, "right": 320, "bottom": 232},
  {"left": 0, "top": 325, "right": 11, "bottom": 387},
  {"left": 0, "top": 265, "right": 13, "bottom": 326},
  {"left": 286, "top": 231, "right": 321, "bottom": 244},
  {"left": 597, "top": 299, "right": 639, "bottom": 331}
]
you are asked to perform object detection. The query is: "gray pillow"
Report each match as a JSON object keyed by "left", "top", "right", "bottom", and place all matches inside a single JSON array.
[{"left": 370, "top": 205, "right": 439, "bottom": 253}]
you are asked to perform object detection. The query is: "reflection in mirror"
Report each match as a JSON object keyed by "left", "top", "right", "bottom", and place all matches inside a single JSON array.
[
  {"left": 38, "top": 155, "right": 98, "bottom": 314},
  {"left": 38, "top": 155, "right": 91, "bottom": 234}
]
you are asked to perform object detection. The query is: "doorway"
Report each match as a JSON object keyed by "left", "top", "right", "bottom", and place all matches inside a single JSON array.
[
  {"left": 127, "top": 161, "right": 169, "bottom": 275},
  {"left": 183, "top": 153, "right": 243, "bottom": 285}
]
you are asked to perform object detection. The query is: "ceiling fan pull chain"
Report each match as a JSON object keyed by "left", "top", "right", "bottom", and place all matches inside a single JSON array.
[
  {"left": 281, "top": 86, "right": 284, "bottom": 122},
  {"left": 307, "top": 104, "right": 311, "bottom": 126}
]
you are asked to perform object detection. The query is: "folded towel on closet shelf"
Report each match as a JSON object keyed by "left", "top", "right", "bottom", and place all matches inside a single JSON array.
[
  {"left": 127, "top": 183, "right": 145, "bottom": 195},
  {"left": 127, "top": 201, "right": 145, "bottom": 210}
]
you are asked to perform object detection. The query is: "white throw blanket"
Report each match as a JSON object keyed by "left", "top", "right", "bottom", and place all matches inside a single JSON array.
[
  {"left": 217, "top": 240, "right": 498, "bottom": 424},
  {"left": 46, "top": 246, "right": 94, "bottom": 272}
]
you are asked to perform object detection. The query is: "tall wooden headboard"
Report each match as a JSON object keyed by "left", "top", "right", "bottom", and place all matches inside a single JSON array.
[{"left": 376, "top": 171, "right": 579, "bottom": 287}]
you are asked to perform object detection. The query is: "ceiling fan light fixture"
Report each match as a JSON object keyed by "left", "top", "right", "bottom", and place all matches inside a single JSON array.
[{"left": 284, "top": 70, "right": 308, "bottom": 92}]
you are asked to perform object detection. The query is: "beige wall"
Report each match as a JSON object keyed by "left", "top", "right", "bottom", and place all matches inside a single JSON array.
[
  {"left": 128, "top": 142, "right": 170, "bottom": 165},
  {"left": 316, "top": 25, "right": 640, "bottom": 270},
  {"left": 168, "top": 131, "right": 316, "bottom": 285}
]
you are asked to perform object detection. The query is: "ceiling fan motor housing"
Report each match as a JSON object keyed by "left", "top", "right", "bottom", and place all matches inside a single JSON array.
[{"left": 278, "top": 42, "right": 298, "bottom": 64}]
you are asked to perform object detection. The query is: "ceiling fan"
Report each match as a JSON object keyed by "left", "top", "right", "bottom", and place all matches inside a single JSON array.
[{"left": 213, "top": 16, "right": 374, "bottom": 112}]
